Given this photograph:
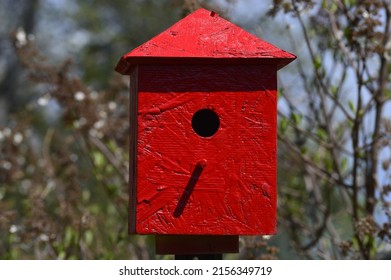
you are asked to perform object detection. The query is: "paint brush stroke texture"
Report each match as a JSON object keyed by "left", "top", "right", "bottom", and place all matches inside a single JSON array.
[
  {"left": 116, "top": 8, "right": 296, "bottom": 235},
  {"left": 135, "top": 64, "right": 277, "bottom": 235}
]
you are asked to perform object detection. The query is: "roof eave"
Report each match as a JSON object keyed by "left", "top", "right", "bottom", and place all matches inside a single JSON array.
[{"left": 115, "top": 55, "right": 296, "bottom": 75}]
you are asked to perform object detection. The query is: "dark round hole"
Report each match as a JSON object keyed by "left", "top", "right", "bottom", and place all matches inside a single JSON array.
[{"left": 192, "top": 109, "right": 220, "bottom": 137}]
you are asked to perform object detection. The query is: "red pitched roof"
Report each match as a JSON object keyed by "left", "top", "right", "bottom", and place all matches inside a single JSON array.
[{"left": 116, "top": 8, "right": 296, "bottom": 74}]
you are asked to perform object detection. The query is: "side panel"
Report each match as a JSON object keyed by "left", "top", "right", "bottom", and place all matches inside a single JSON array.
[
  {"left": 135, "top": 64, "right": 277, "bottom": 235},
  {"left": 129, "top": 66, "right": 138, "bottom": 234}
]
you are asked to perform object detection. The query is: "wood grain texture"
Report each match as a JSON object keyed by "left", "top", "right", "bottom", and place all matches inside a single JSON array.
[
  {"left": 115, "top": 8, "right": 296, "bottom": 74},
  {"left": 134, "top": 64, "right": 277, "bottom": 235},
  {"left": 116, "top": 8, "right": 297, "bottom": 236}
]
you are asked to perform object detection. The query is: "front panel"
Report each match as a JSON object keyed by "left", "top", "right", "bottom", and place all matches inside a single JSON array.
[{"left": 133, "top": 64, "right": 277, "bottom": 235}]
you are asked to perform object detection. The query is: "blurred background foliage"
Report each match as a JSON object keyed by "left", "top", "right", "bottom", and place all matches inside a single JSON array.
[{"left": 0, "top": 0, "right": 390, "bottom": 259}]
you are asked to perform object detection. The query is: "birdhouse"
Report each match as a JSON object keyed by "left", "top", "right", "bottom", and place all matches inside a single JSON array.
[{"left": 116, "top": 9, "right": 295, "bottom": 237}]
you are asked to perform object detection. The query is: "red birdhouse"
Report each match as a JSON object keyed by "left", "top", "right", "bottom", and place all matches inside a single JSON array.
[{"left": 116, "top": 9, "right": 295, "bottom": 238}]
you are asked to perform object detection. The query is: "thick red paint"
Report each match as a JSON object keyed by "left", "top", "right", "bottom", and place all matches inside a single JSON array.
[
  {"left": 135, "top": 64, "right": 277, "bottom": 235},
  {"left": 116, "top": 8, "right": 296, "bottom": 235},
  {"left": 115, "top": 8, "right": 296, "bottom": 74}
]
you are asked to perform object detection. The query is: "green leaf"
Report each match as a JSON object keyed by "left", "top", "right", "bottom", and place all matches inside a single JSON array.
[
  {"left": 348, "top": 100, "right": 355, "bottom": 112},
  {"left": 344, "top": 0, "right": 357, "bottom": 8},
  {"left": 325, "top": 156, "right": 333, "bottom": 171},
  {"left": 316, "top": 128, "right": 328, "bottom": 141},
  {"left": 278, "top": 87, "right": 285, "bottom": 98},
  {"left": 279, "top": 118, "right": 289, "bottom": 134},
  {"left": 314, "top": 55, "right": 322, "bottom": 70},
  {"left": 84, "top": 230, "right": 94, "bottom": 246},
  {"left": 330, "top": 2, "right": 338, "bottom": 12},
  {"left": 92, "top": 151, "right": 106, "bottom": 168},
  {"left": 331, "top": 86, "right": 338, "bottom": 97},
  {"left": 341, "top": 157, "right": 349, "bottom": 172},
  {"left": 291, "top": 112, "right": 303, "bottom": 126},
  {"left": 58, "top": 251, "right": 66, "bottom": 260},
  {"left": 64, "top": 226, "right": 74, "bottom": 248}
]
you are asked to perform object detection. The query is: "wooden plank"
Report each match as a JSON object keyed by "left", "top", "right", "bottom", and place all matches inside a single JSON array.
[
  {"left": 155, "top": 235, "right": 239, "bottom": 255},
  {"left": 128, "top": 66, "right": 138, "bottom": 234}
]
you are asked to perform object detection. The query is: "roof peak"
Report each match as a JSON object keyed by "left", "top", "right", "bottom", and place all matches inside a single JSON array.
[{"left": 116, "top": 8, "right": 296, "bottom": 74}]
